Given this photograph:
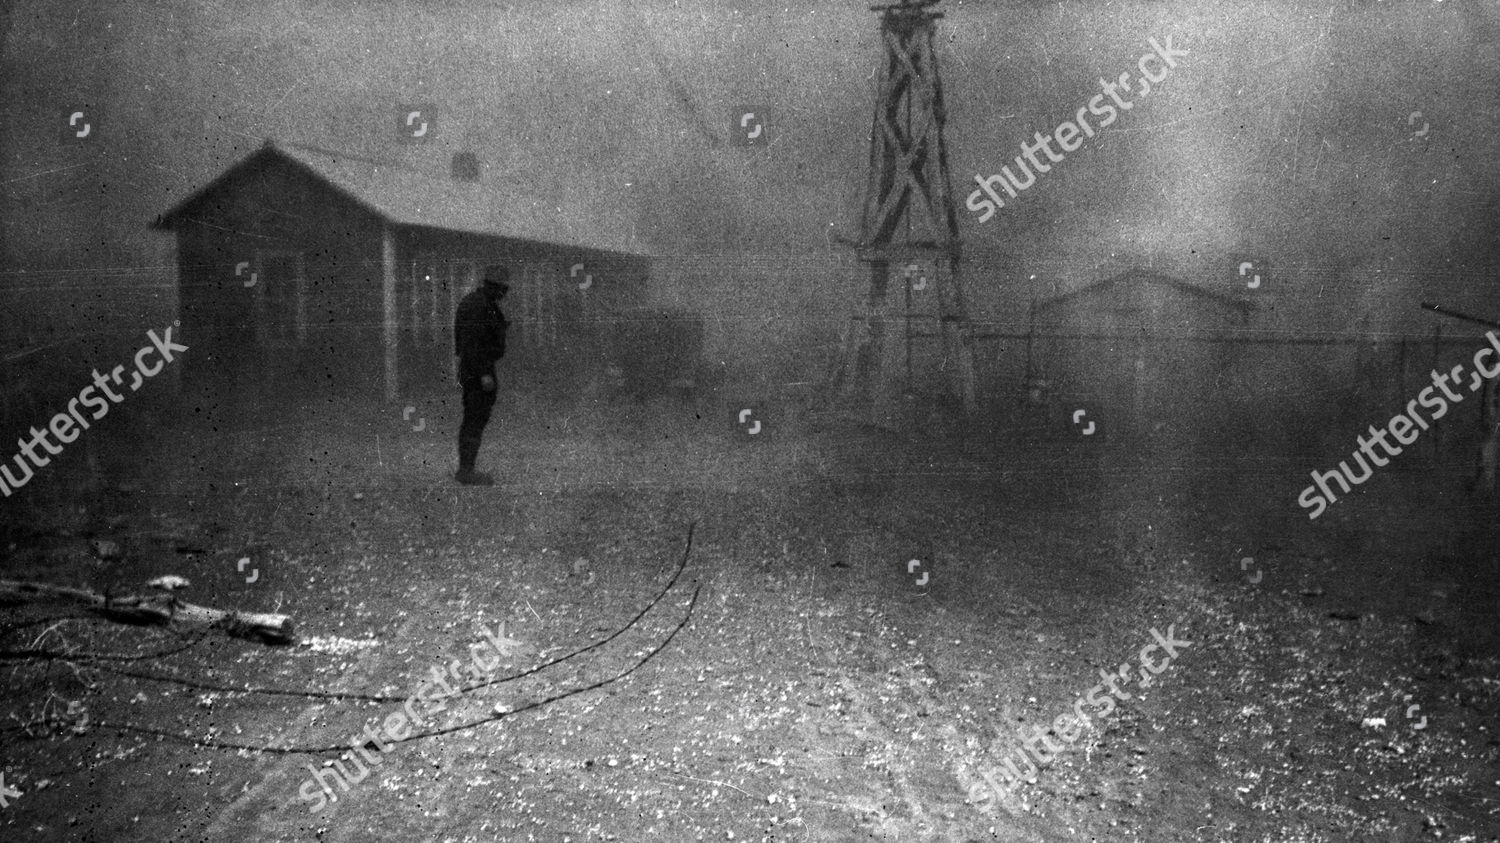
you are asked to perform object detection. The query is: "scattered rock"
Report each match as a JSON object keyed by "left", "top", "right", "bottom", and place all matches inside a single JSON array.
[
  {"left": 89, "top": 539, "right": 122, "bottom": 561},
  {"left": 146, "top": 575, "right": 190, "bottom": 592},
  {"left": 301, "top": 635, "right": 380, "bottom": 655}
]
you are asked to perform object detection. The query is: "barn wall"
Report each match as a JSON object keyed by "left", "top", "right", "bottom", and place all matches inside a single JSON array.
[
  {"left": 173, "top": 156, "right": 388, "bottom": 401},
  {"left": 391, "top": 227, "right": 650, "bottom": 397},
  {"left": 1031, "top": 280, "right": 1243, "bottom": 441}
]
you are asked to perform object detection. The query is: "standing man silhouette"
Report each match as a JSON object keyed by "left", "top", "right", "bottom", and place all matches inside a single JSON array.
[{"left": 453, "top": 265, "right": 510, "bottom": 485}]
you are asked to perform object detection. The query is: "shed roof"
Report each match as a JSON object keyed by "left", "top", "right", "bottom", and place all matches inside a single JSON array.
[
  {"left": 1035, "top": 269, "right": 1253, "bottom": 320},
  {"left": 152, "top": 141, "right": 648, "bottom": 258}
]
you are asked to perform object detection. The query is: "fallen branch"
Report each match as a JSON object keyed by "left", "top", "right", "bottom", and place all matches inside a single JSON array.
[
  {"left": 0, "top": 580, "right": 294, "bottom": 645},
  {"left": 1, "top": 522, "right": 703, "bottom": 755}
]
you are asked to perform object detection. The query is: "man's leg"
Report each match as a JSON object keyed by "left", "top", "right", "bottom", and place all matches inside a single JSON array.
[{"left": 457, "top": 376, "right": 497, "bottom": 484}]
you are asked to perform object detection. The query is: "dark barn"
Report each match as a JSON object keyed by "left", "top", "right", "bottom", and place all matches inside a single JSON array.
[
  {"left": 1027, "top": 269, "right": 1252, "bottom": 442},
  {"left": 151, "top": 141, "right": 652, "bottom": 402}
]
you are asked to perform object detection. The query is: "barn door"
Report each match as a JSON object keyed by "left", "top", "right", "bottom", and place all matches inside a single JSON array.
[
  {"left": 409, "top": 255, "right": 441, "bottom": 347},
  {"left": 252, "top": 250, "right": 306, "bottom": 349},
  {"left": 399, "top": 253, "right": 447, "bottom": 392},
  {"left": 247, "top": 250, "right": 305, "bottom": 395}
]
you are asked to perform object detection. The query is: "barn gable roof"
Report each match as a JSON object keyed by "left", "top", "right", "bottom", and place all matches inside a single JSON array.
[
  {"left": 1035, "top": 269, "right": 1253, "bottom": 321},
  {"left": 152, "top": 141, "right": 647, "bottom": 259}
]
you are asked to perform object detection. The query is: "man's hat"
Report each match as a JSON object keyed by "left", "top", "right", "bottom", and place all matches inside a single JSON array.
[
  {"left": 483, "top": 267, "right": 513, "bottom": 297},
  {"left": 482, "top": 265, "right": 510, "bottom": 292}
]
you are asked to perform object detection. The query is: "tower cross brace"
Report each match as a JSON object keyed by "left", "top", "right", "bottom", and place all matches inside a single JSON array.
[{"left": 833, "top": 0, "right": 977, "bottom": 421}]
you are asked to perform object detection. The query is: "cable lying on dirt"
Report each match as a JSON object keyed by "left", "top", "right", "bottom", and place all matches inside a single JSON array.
[
  {"left": 79, "top": 522, "right": 697, "bottom": 703},
  {"left": 0, "top": 523, "right": 700, "bottom": 755},
  {"left": 88, "top": 583, "right": 700, "bottom": 755}
]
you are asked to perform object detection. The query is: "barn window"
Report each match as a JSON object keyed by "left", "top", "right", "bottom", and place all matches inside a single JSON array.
[
  {"left": 446, "top": 259, "right": 476, "bottom": 343},
  {"left": 448, "top": 259, "right": 477, "bottom": 381},
  {"left": 520, "top": 262, "right": 562, "bottom": 348}
]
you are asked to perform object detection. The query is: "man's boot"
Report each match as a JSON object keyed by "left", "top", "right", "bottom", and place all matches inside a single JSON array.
[{"left": 455, "top": 438, "right": 493, "bottom": 486}]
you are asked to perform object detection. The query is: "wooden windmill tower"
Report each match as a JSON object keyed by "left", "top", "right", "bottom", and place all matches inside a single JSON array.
[{"left": 829, "top": 0, "right": 977, "bottom": 424}]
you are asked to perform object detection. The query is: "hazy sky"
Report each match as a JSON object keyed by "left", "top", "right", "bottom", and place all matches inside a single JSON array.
[{"left": 3, "top": 0, "right": 1498, "bottom": 333}]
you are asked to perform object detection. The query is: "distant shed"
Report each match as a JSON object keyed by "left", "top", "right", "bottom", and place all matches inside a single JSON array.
[
  {"left": 1030, "top": 269, "right": 1252, "bottom": 439},
  {"left": 150, "top": 141, "right": 651, "bottom": 400}
]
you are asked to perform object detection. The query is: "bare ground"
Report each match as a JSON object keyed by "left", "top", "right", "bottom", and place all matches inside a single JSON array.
[{"left": 0, "top": 387, "right": 1497, "bottom": 842}]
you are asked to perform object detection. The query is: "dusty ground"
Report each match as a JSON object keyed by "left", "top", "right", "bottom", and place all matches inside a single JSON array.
[{"left": 1, "top": 385, "right": 1498, "bottom": 842}]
